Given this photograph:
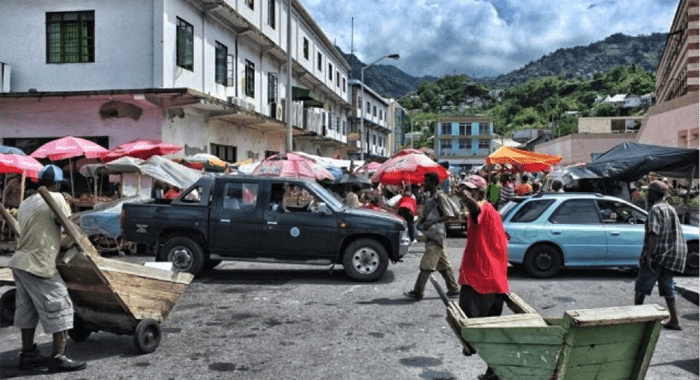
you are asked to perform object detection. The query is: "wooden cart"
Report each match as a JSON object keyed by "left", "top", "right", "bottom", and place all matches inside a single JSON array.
[
  {"left": 0, "top": 188, "right": 193, "bottom": 353},
  {"left": 431, "top": 278, "right": 669, "bottom": 380}
]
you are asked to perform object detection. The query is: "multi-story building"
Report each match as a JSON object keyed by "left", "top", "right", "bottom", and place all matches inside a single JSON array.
[
  {"left": 348, "top": 80, "right": 391, "bottom": 161},
  {"left": 387, "top": 99, "right": 407, "bottom": 156},
  {"left": 638, "top": 0, "right": 699, "bottom": 149},
  {"left": 434, "top": 116, "right": 494, "bottom": 172},
  {"left": 0, "top": 0, "right": 352, "bottom": 161}
]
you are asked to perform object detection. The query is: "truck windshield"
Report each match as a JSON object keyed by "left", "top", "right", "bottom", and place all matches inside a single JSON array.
[{"left": 307, "top": 182, "right": 344, "bottom": 210}]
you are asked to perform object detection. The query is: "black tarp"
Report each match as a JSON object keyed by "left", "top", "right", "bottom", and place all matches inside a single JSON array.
[{"left": 566, "top": 142, "right": 699, "bottom": 182}]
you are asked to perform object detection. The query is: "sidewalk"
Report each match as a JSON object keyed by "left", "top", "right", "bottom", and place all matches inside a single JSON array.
[{"left": 675, "top": 276, "right": 699, "bottom": 305}]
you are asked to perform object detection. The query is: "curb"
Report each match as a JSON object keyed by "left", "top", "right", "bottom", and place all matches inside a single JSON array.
[{"left": 676, "top": 284, "right": 699, "bottom": 305}]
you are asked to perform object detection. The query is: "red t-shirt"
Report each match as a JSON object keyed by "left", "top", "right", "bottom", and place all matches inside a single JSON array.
[
  {"left": 458, "top": 201, "right": 509, "bottom": 294},
  {"left": 397, "top": 195, "right": 417, "bottom": 214}
]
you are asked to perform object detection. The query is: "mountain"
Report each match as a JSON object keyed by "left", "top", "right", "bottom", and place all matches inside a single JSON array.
[
  {"left": 480, "top": 33, "right": 668, "bottom": 86},
  {"left": 338, "top": 33, "right": 667, "bottom": 98},
  {"left": 337, "top": 49, "right": 437, "bottom": 99}
]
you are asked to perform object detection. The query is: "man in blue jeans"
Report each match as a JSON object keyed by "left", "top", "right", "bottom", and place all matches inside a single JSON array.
[{"left": 634, "top": 180, "right": 687, "bottom": 331}]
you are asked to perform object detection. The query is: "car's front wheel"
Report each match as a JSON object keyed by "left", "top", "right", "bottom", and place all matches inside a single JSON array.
[
  {"left": 342, "top": 238, "right": 389, "bottom": 282},
  {"left": 524, "top": 244, "right": 562, "bottom": 278},
  {"left": 159, "top": 236, "right": 205, "bottom": 276},
  {"left": 684, "top": 242, "right": 698, "bottom": 276}
]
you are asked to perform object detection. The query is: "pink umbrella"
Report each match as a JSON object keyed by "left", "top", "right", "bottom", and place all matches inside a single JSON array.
[
  {"left": 102, "top": 139, "right": 182, "bottom": 162},
  {"left": 0, "top": 154, "right": 44, "bottom": 179},
  {"left": 252, "top": 153, "right": 334, "bottom": 181},
  {"left": 354, "top": 161, "right": 381, "bottom": 175},
  {"left": 371, "top": 150, "right": 448, "bottom": 186},
  {"left": 30, "top": 136, "right": 109, "bottom": 197}
]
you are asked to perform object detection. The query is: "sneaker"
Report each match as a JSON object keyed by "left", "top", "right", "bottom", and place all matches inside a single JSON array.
[
  {"left": 446, "top": 289, "right": 460, "bottom": 298},
  {"left": 48, "top": 355, "right": 87, "bottom": 373},
  {"left": 403, "top": 290, "right": 423, "bottom": 300},
  {"left": 19, "top": 344, "right": 50, "bottom": 370}
]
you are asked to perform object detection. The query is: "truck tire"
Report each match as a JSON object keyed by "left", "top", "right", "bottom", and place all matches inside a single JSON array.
[
  {"left": 342, "top": 238, "right": 389, "bottom": 282},
  {"left": 160, "top": 237, "right": 205, "bottom": 276}
]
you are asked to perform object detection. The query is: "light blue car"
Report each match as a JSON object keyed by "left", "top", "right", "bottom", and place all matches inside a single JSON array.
[{"left": 501, "top": 193, "right": 699, "bottom": 278}]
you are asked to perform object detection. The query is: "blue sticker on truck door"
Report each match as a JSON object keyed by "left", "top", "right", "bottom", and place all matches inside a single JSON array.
[{"left": 290, "top": 227, "right": 300, "bottom": 237}]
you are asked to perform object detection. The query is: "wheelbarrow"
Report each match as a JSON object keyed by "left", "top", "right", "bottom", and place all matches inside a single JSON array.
[
  {"left": 430, "top": 277, "right": 669, "bottom": 380},
  {"left": 0, "top": 188, "right": 194, "bottom": 353}
]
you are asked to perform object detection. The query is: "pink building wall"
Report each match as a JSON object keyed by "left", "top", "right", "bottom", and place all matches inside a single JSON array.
[
  {"left": 638, "top": 93, "right": 699, "bottom": 148},
  {"left": 535, "top": 133, "right": 637, "bottom": 166},
  {"left": 0, "top": 96, "right": 163, "bottom": 149}
]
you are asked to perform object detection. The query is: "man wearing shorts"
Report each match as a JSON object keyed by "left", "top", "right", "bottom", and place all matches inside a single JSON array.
[
  {"left": 404, "top": 172, "right": 461, "bottom": 300},
  {"left": 634, "top": 180, "right": 687, "bottom": 331},
  {"left": 456, "top": 175, "right": 509, "bottom": 380},
  {"left": 9, "top": 165, "right": 86, "bottom": 372}
]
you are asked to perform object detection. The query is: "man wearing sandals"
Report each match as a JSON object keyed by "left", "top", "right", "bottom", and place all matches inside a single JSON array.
[
  {"left": 634, "top": 180, "right": 687, "bottom": 331},
  {"left": 9, "top": 165, "right": 87, "bottom": 372}
]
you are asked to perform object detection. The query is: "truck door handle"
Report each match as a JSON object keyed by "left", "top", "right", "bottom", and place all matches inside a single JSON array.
[
  {"left": 220, "top": 219, "right": 230, "bottom": 223},
  {"left": 267, "top": 221, "right": 277, "bottom": 225}
]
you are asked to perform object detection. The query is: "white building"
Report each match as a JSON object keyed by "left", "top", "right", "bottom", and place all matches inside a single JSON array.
[
  {"left": 0, "top": 0, "right": 352, "bottom": 161},
  {"left": 348, "top": 80, "right": 392, "bottom": 161}
]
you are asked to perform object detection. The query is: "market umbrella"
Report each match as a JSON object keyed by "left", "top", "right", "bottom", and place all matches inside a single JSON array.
[
  {"left": 335, "top": 173, "right": 372, "bottom": 189},
  {"left": 0, "top": 153, "right": 44, "bottom": 207},
  {"left": 370, "top": 149, "right": 448, "bottom": 186},
  {"left": 101, "top": 139, "right": 182, "bottom": 162},
  {"left": 0, "top": 146, "right": 26, "bottom": 155},
  {"left": 354, "top": 161, "right": 381, "bottom": 175},
  {"left": 486, "top": 147, "right": 562, "bottom": 173},
  {"left": 251, "top": 153, "right": 334, "bottom": 181},
  {"left": 30, "top": 136, "right": 110, "bottom": 197}
]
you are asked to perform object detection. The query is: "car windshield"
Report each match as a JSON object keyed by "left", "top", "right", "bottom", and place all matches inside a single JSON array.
[
  {"left": 306, "top": 182, "right": 344, "bottom": 210},
  {"left": 500, "top": 201, "right": 518, "bottom": 220}
]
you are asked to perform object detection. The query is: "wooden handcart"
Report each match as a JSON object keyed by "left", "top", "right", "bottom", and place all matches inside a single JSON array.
[
  {"left": 0, "top": 188, "right": 193, "bottom": 353},
  {"left": 431, "top": 277, "right": 669, "bottom": 380}
]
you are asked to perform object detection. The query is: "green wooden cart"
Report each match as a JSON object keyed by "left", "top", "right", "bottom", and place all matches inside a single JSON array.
[{"left": 431, "top": 278, "right": 669, "bottom": 380}]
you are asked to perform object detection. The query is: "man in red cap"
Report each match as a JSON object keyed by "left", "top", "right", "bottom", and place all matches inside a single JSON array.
[{"left": 456, "top": 174, "right": 509, "bottom": 380}]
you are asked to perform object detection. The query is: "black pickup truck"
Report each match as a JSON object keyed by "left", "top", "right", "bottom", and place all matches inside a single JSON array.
[{"left": 121, "top": 175, "right": 410, "bottom": 281}]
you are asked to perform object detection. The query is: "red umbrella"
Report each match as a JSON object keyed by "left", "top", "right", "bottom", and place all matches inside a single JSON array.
[
  {"left": 371, "top": 150, "right": 448, "bottom": 185},
  {"left": 252, "top": 153, "right": 334, "bottom": 181},
  {"left": 30, "top": 136, "right": 108, "bottom": 161},
  {"left": 102, "top": 139, "right": 182, "bottom": 162},
  {"left": 0, "top": 154, "right": 43, "bottom": 179}
]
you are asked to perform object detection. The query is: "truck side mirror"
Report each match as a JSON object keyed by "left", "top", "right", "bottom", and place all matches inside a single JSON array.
[{"left": 318, "top": 202, "right": 332, "bottom": 216}]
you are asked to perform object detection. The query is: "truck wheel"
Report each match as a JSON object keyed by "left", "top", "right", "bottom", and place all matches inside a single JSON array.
[
  {"left": 161, "top": 237, "right": 205, "bottom": 276},
  {"left": 342, "top": 238, "right": 389, "bottom": 282},
  {"left": 0, "top": 288, "right": 16, "bottom": 327},
  {"left": 134, "top": 319, "right": 161, "bottom": 354},
  {"left": 523, "top": 244, "right": 562, "bottom": 278},
  {"left": 684, "top": 242, "right": 698, "bottom": 276}
]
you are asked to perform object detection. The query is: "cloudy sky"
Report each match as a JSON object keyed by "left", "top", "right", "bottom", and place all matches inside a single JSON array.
[{"left": 299, "top": 0, "right": 678, "bottom": 78}]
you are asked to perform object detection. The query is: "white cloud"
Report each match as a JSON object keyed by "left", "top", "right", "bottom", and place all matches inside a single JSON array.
[{"left": 299, "top": 0, "right": 677, "bottom": 78}]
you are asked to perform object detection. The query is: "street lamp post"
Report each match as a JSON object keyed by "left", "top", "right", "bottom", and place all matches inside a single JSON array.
[{"left": 359, "top": 53, "right": 400, "bottom": 162}]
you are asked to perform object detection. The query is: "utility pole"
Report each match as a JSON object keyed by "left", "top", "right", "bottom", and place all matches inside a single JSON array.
[
  {"left": 285, "top": 0, "right": 293, "bottom": 153},
  {"left": 359, "top": 53, "right": 400, "bottom": 162}
]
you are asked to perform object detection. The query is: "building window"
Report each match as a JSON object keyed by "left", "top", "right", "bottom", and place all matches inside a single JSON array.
[
  {"left": 440, "top": 141, "right": 451, "bottom": 152},
  {"left": 303, "top": 37, "right": 309, "bottom": 60},
  {"left": 379, "top": 110, "right": 383, "bottom": 121},
  {"left": 458, "top": 140, "right": 469, "bottom": 150},
  {"left": 210, "top": 143, "right": 237, "bottom": 162},
  {"left": 328, "top": 63, "right": 333, "bottom": 80},
  {"left": 372, "top": 135, "right": 377, "bottom": 145},
  {"left": 440, "top": 123, "right": 451, "bottom": 135},
  {"left": 245, "top": 60, "right": 255, "bottom": 97},
  {"left": 479, "top": 122, "right": 490, "bottom": 135},
  {"left": 336, "top": 70, "right": 340, "bottom": 87},
  {"left": 268, "top": 72, "right": 278, "bottom": 104},
  {"left": 478, "top": 140, "right": 489, "bottom": 148},
  {"left": 317, "top": 52, "right": 323, "bottom": 71},
  {"left": 267, "top": 0, "right": 275, "bottom": 28},
  {"left": 459, "top": 123, "right": 470, "bottom": 136},
  {"left": 342, "top": 77, "right": 346, "bottom": 92},
  {"left": 246, "top": 0, "right": 254, "bottom": 10},
  {"left": 366, "top": 101, "right": 370, "bottom": 113},
  {"left": 215, "top": 42, "right": 228, "bottom": 86},
  {"left": 373, "top": 106, "right": 377, "bottom": 117},
  {"left": 46, "top": 11, "right": 95, "bottom": 64},
  {"left": 176, "top": 17, "right": 194, "bottom": 71}
]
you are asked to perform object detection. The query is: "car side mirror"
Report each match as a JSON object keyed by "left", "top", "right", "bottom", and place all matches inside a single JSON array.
[{"left": 318, "top": 202, "right": 332, "bottom": 216}]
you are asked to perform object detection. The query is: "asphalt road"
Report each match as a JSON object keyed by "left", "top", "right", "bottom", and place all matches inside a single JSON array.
[{"left": 0, "top": 237, "right": 697, "bottom": 379}]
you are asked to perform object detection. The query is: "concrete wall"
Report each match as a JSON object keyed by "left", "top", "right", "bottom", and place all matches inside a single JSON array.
[
  {"left": 535, "top": 133, "right": 637, "bottom": 166},
  {"left": 578, "top": 118, "right": 612, "bottom": 134},
  {"left": 638, "top": 92, "right": 699, "bottom": 147},
  {"left": 0, "top": 0, "right": 154, "bottom": 92}
]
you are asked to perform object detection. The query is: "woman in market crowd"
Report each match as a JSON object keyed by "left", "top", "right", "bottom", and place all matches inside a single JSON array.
[
  {"left": 486, "top": 175, "right": 501, "bottom": 206},
  {"left": 515, "top": 174, "right": 533, "bottom": 196},
  {"left": 393, "top": 185, "right": 417, "bottom": 243}
]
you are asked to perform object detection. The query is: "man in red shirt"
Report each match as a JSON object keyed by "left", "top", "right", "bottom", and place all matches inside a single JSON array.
[{"left": 456, "top": 175, "right": 509, "bottom": 380}]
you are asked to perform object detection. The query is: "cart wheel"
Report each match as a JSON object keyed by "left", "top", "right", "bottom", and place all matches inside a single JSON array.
[
  {"left": 0, "top": 288, "right": 16, "bottom": 327},
  {"left": 134, "top": 319, "right": 161, "bottom": 354},
  {"left": 68, "top": 316, "right": 92, "bottom": 342}
]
